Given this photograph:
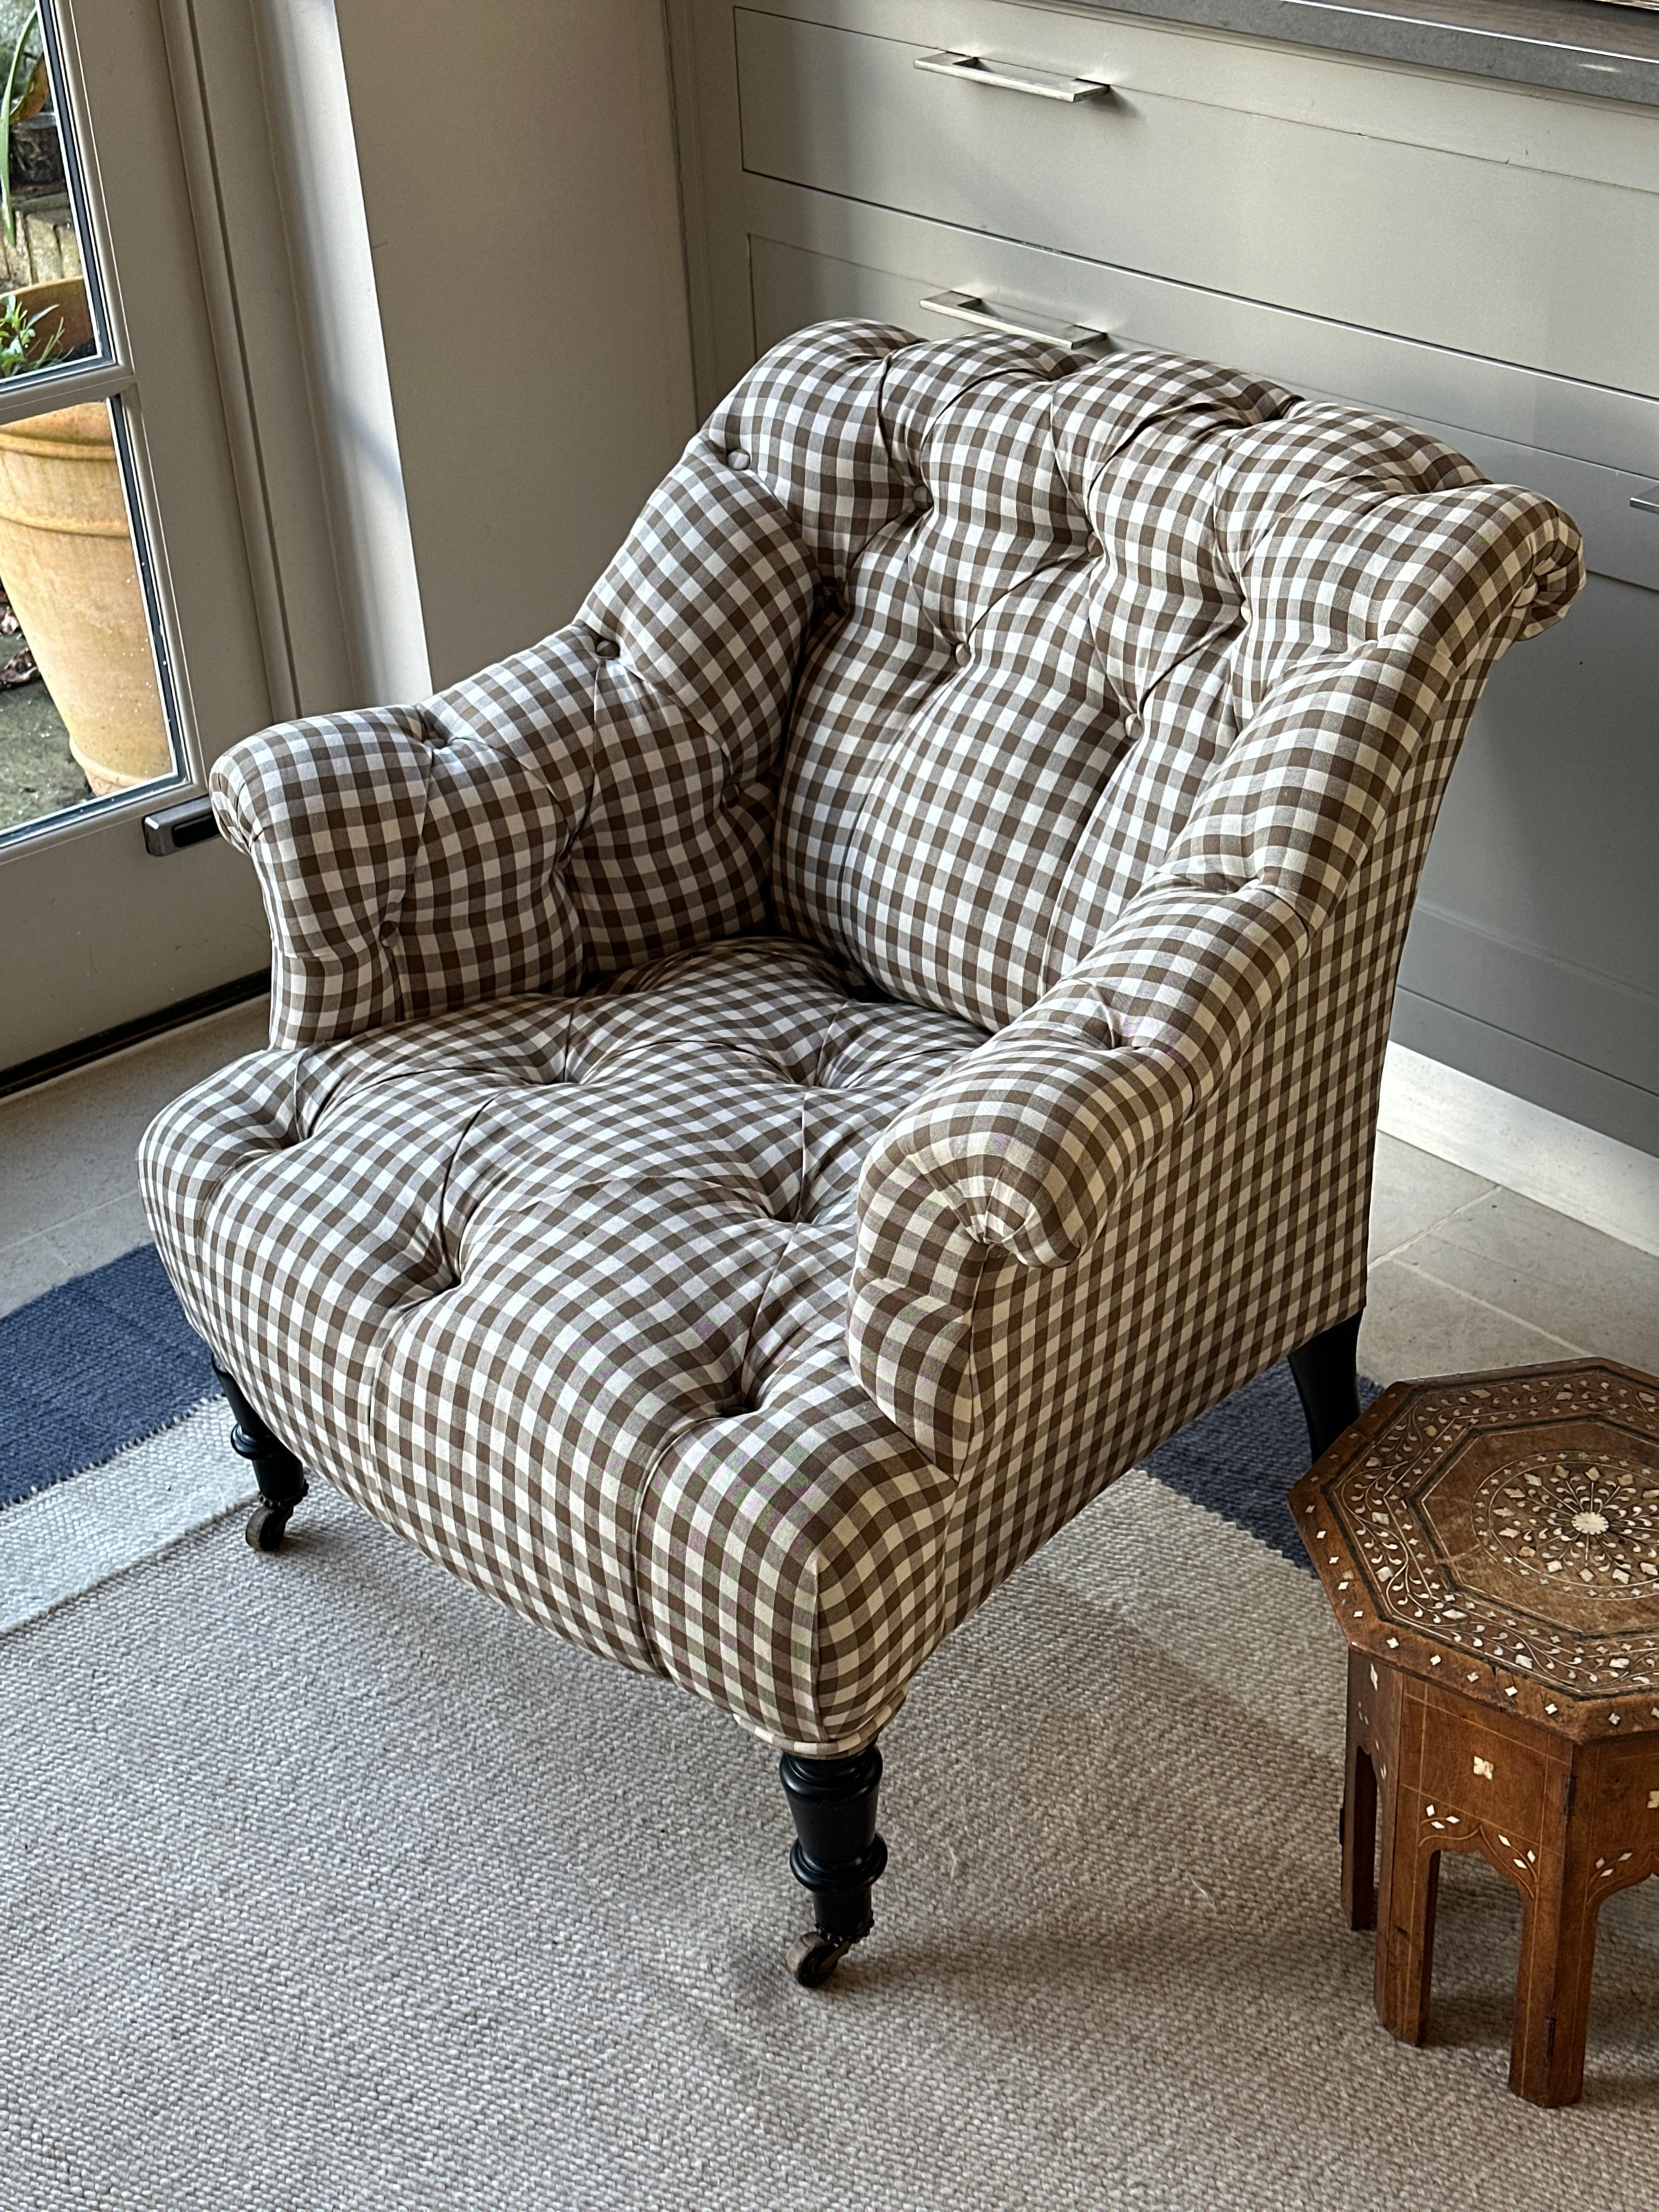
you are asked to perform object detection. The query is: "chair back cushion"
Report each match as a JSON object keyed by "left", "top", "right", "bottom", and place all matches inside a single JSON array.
[{"left": 582, "top": 324, "right": 1555, "bottom": 1031}]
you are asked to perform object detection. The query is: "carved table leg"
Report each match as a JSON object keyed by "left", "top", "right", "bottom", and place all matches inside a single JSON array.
[
  {"left": 1372, "top": 1672, "right": 1438, "bottom": 2045},
  {"left": 1376, "top": 1835, "right": 1441, "bottom": 2046},
  {"left": 1511, "top": 1873, "right": 1602, "bottom": 2106},
  {"left": 1342, "top": 1649, "right": 1379, "bottom": 1932},
  {"left": 1509, "top": 1743, "right": 1607, "bottom": 2108}
]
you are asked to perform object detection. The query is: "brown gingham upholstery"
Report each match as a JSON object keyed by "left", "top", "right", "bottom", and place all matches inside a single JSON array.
[{"left": 140, "top": 324, "right": 1582, "bottom": 1756}]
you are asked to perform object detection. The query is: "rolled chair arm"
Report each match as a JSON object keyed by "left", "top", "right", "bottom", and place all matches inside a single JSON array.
[
  {"left": 848, "top": 879, "right": 1313, "bottom": 1472},
  {"left": 212, "top": 692, "right": 595, "bottom": 1051},
  {"left": 846, "top": 625, "right": 1480, "bottom": 1472},
  {"left": 212, "top": 586, "right": 792, "bottom": 1052}
]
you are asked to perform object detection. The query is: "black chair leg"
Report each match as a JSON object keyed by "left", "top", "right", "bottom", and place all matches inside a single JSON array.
[
  {"left": 1287, "top": 1311, "right": 1363, "bottom": 1464},
  {"left": 778, "top": 1745, "right": 887, "bottom": 1987},
  {"left": 213, "top": 1362, "right": 309, "bottom": 1553}
]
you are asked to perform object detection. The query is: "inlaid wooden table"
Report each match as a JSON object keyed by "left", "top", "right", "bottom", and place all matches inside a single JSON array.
[{"left": 1290, "top": 1357, "right": 1659, "bottom": 2106}]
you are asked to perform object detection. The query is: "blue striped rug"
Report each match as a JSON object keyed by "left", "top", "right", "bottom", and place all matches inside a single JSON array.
[{"left": 0, "top": 1246, "right": 220, "bottom": 1510}]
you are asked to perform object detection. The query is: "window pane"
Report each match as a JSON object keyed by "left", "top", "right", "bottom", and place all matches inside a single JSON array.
[
  {"left": 0, "top": 2, "right": 98, "bottom": 389},
  {"left": 0, "top": 395, "right": 174, "bottom": 834}
]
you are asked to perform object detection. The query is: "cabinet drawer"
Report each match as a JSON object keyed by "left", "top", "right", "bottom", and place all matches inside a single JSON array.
[{"left": 736, "top": 6, "right": 1659, "bottom": 396}]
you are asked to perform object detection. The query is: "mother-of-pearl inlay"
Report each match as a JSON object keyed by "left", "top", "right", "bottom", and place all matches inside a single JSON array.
[
  {"left": 1314, "top": 1366, "right": 1659, "bottom": 1712},
  {"left": 1474, "top": 1449, "right": 1659, "bottom": 1590}
]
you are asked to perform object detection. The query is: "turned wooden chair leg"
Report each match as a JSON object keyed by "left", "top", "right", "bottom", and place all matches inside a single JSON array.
[
  {"left": 778, "top": 1745, "right": 887, "bottom": 1987},
  {"left": 213, "top": 1362, "right": 308, "bottom": 1553},
  {"left": 1288, "top": 1311, "right": 1363, "bottom": 1462}
]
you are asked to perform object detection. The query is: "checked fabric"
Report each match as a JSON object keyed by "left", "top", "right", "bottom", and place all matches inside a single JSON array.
[{"left": 140, "top": 324, "right": 1582, "bottom": 1755}]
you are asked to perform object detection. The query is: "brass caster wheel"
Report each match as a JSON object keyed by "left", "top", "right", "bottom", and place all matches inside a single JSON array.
[
  {"left": 785, "top": 1929, "right": 856, "bottom": 1987},
  {"left": 244, "top": 1500, "right": 293, "bottom": 1553}
]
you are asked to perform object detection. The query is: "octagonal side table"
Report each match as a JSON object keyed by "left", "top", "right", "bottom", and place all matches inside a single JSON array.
[{"left": 1290, "top": 1357, "right": 1659, "bottom": 2106}]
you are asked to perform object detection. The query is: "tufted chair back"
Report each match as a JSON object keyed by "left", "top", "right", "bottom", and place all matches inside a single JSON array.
[{"left": 580, "top": 323, "right": 1570, "bottom": 1036}]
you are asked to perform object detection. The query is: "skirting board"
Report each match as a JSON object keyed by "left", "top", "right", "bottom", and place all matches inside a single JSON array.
[{"left": 1379, "top": 1043, "right": 1659, "bottom": 1260}]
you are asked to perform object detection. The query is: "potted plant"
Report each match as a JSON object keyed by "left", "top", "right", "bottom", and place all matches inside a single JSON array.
[{"left": 0, "top": 8, "right": 169, "bottom": 798}]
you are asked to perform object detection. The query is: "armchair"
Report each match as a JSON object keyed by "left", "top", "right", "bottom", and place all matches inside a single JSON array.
[{"left": 140, "top": 324, "right": 1581, "bottom": 1982}]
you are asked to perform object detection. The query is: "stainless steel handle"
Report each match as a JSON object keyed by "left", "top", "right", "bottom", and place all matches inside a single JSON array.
[
  {"left": 1632, "top": 486, "right": 1659, "bottom": 515},
  {"left": 913, "top": 50, "right": 1110, "bottom": 103},
  {"left": 920, "top": 290, "right": 1109, "bottom": 349}
]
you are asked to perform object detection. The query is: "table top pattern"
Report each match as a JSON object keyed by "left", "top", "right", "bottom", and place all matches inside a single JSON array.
[{"left": 1290, "top": 1360, "right": 1659, "bottom": 1741}]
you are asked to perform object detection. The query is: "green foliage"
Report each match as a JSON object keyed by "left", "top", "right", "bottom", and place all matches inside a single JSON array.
[
  {"left": 0, "top": 5, "right": 43, "bottom": 249},
  {"left": 0, "top": 286, "right": 60, "bottom": 376},
  {"left": 0, "top": 3, "right": 37, "bottom": 57}
]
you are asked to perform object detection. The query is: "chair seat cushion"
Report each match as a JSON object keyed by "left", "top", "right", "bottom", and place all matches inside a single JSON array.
[{"left": 141, "top": 938, "right": 986, "bottom": 1740}]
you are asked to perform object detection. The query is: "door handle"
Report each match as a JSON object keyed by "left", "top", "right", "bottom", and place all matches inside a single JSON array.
[
  {"left": 142, "top": 794, "right": 218, "bottom": 855},
  {"left": 920, "top": 291, "right": 1109, "bottom": 349},
  {"left": 913, "top": 50, "right": 1111, "bottom": 103}
]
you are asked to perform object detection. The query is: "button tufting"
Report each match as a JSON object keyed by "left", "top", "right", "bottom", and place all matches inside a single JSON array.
[
  {"left": 912, "top": 488, "right": 932, "bottom": 511},
  {"left": 1124, "top": 712, "right": 1144, "bottom": 739},
  {"left": 592, "top": 636, "right": 621, "bottom": 662},
  {"left": 954, "top": 642, "right": 971, "bottom": 667},
  {"left": 725, "top": 447, "right": 752, "bottom": 469},
  {"left": 1087, "top": 534, "right": 1103, "bottom": 556}
]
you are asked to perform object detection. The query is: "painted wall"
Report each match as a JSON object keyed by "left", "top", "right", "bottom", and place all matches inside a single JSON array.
[
  {"left": 331, "top": 0, "right": 697, "bottom": 689},
  {"left": 1396, "top": 573, "right": 1659, "bottom": 1158}
]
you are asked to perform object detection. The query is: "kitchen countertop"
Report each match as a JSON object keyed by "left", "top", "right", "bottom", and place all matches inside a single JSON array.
[{"left": 1069, "top": 0, "right": 1659, "bottom": 105}]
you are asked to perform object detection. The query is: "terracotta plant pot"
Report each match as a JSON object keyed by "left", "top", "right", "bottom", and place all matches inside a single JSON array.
[
  {"left": 0, "top": 387, "right": 170, "bottom": 796},
  {"left": 13, "top": 273, "right": 93, "bottom": 357}
]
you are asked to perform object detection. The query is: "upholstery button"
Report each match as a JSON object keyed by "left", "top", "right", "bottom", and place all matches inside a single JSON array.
[
  {"left": 1124, "top": 712, "right": 1144, "bottom": 738},
  {"left": 726, "top": 447, "right": 752, "bottom": 469},
  {"left": 912, "top": 488, "right": 932, "bottom": 511},
  {"left": 592, "top": 635, "right": 621, "bottom": 661},
  {"left": 1087, "top": 534, "right": 1103, "bottom": 556},
  {"left": 954, "top": 642, "right": 971, "bottom": 667}
]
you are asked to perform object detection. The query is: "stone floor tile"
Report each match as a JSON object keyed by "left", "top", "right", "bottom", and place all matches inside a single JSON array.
[
  {"left": 1368, "top": 1132, "right": 1494, "bottom": 1262},
  {"left": 0, "top": 1232, "right": 71, "bottom": 1322},
  {"left": 1360, "top": 1255, "right": 1587, "bottom": 1388},
  {"left": 1402, "top": 1187, "right": 1659, "bottom": 1375},
  {"left": 1, "top": 997, "right": 267, "bottom": 1245}
]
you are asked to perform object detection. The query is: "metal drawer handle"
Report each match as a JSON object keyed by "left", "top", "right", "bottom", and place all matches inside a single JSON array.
[
  {"left": 921, "top": 290, "right": 1109, "bottom": 349},
  {"left": 1632, "top": 487, "right": 1659, "bottom": 515},
  {"left": 913, "top": 50, "right": 1110, "bottom": 103}
]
